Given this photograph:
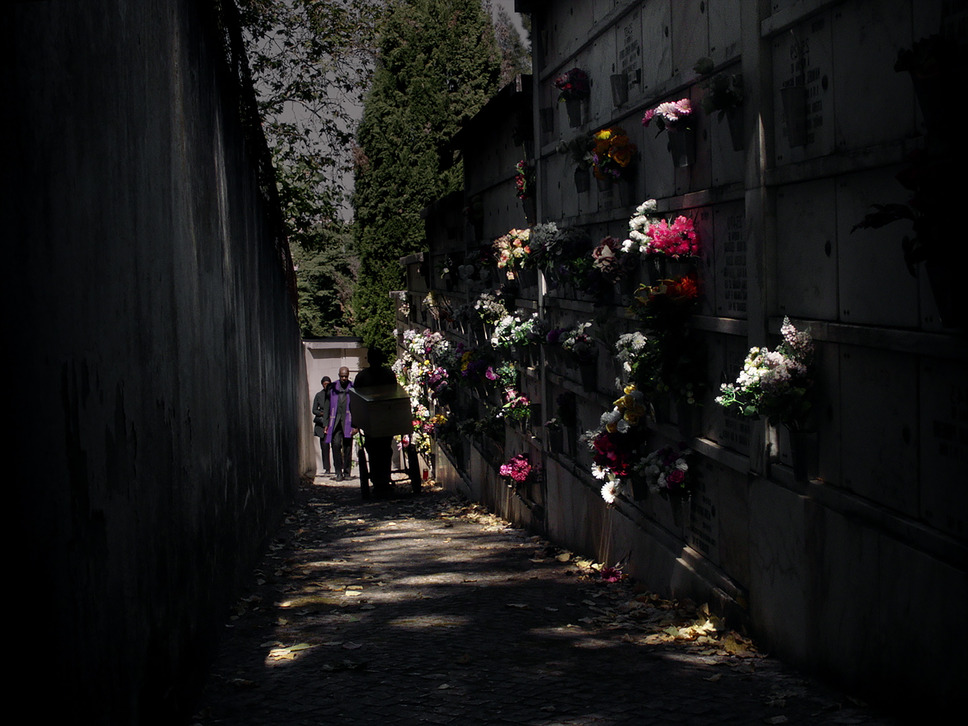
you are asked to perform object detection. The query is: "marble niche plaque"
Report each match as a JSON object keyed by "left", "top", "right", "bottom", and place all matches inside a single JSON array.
[
  {"left": 920, "top": 358, "right": 968, "bottom": 541},
  {"left": 715, "top": 203, "right": 747, "bottom": 319},
  {"left": 687, "top": 479, "right": 720, "bottom": 563}
]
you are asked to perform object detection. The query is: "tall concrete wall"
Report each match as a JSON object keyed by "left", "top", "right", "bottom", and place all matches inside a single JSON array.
[
  {"left": 6, "top": 1, "right": 312, "bottom": 723},
  {"left": 412, "top": 0, "right": 966, "bottom": 717}
]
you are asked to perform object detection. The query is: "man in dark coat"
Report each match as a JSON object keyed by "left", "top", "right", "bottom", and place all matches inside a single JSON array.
[
  {"left": 312, "top": 376, "right": 332, "bottom": 476},
  {"left": 325, "top": 367, "right": 355, "bottom": 481},
  {"left": 353, "top": 348, "right": 397, "bottom": 498}
]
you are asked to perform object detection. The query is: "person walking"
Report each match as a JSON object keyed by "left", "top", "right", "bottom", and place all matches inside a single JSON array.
[
  {"left": 353, "top": 348, "right": 397, "bottom": 498},
  {"left": 312, "top": 376, "right": 332, "bottom": 476},
  {"left": 325, "top": 367, "right": 355, "bottom": 481}
]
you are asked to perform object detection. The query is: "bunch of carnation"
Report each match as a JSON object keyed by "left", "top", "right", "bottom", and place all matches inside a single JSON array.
[
  {"left": 614, "top": 332, "right": 650, "bottom": 384},
  {"left": 491, "top": 311, "right": 546, "bottom": 350},
  {"left": 642, "top": 216, "right": 699, "bottom": 258},
  {"left": 642, "top": 98, "right": 693, "bottom": 133},
  {"left": 592, "top": 236, "right": 636, "bottom": 282},
  {"left": 716, "top": 317, "right": 815, "bottom": 427},
  {"left": 591, "top": 127, "right": 637, "bottom": 180},
  {"left": 632, "top": 272, "right": 701, "bottom": 325},
  {"left": 589, "top": 429, "right": 635, "bottom": 480},
  {"left": 602, "top": 385, "right": 648, "bottom": 434},
  {"left": 586, "top": 386, "right": 651, "bottom": 505},
  {"left": 473, "top": 290, "right": 508, "bottom": 324},
  {"left": 499, "top": 389, "right": 532, "bottom": 423},
  {"left": 638, "top": 444, "right": 693, "bottom": 496},
  {"left": 493, "top": 228, "right": 532, "bottom": 279},
  {"left": 500, "top": 452, "right": 539, "bottom": 484},
  {"left": 623, "top": 200, "right": 700, "bottom": 259},
  {"left": 402, "top": 328, "right": 451, "bottom": 361},
  {"left": 514, "top": 160, "right": 534, "bottom": 200},
  {"left": 561, "top": 322, "right": 597, "bottom": 363},
  {"left": 458, "top": 345, "right": 496, "bottom": 383},
  {"left": 623, "top": 199, "right": 660, "bottom": 254},
  {"left": 554, "top": 67, "right": 590, "bottom": 101}
]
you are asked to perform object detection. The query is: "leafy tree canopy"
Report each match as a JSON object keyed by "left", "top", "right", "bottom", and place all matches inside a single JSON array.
[
  {"left": 353, "top": 0, "right": 502, "bottom": 356},
  {"left": 239, "top": 0, "right": 381, "bottom": 232},
  {"left": 490, "top": 1, "right": 530, "bottom": 86},
  {"left": 238, "top": 0, "right": 381, "bottom": 336}
]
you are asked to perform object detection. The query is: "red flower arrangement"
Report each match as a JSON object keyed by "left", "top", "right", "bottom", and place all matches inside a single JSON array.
[
  {"left": 591, "top": 127, "right": 637, "bottom": 180},
  {"left": 642, "top": 215, "right": 700, "bottom": 258},
  {"left": 554, "top": 67, "right": 590, "bottom": 101},
  {"left": 633, "top": 272, "right": 702, "bottom": 333},
  {"left": 514, "top": 160, "right": 534, "bottom": 200},
  {"left": 590, "top": 429, "right": 636, "bottom": 478},
  {"left": 500, "top": 452, "right": 540, "bottom": 484}
]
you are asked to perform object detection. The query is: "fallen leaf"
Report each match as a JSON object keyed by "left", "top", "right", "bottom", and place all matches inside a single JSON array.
[{"left": 229, "top": 678, "right": 258, "bottom": 689}]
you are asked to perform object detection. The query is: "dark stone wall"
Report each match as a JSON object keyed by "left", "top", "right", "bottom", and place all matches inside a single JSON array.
[{"left": 5, "top": 2, "right": 308, "bottom": 722}]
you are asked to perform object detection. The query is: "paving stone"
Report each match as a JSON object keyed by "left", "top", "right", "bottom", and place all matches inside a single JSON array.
[{"left": 191, "top": 476, "right": 899, "bottom": 726}]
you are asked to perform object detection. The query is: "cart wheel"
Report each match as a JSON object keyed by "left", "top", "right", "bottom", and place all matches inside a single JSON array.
[{"left": 407, "top": 444, "right": 421, "bottom": 493}]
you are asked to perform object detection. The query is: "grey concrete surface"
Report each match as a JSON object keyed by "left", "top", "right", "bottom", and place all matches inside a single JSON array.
[{"left": 191, "top": 474, "right": 900, "bottom": 725}]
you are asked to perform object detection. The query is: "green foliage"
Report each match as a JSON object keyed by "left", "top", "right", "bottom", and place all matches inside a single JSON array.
[
  {"left": 490, "top": 2, "right": 531, "bottom": 86},
  {"left": 238, "top": 0, "right": 381, "bottom": 239},
  {"left": 353, "top": 0, "right": 502, "bottom": 354},
  {"left": 291, "top": 220, "right": 357, "bottom": 337},
  {"left": 238, "top": 0, "right": 380, "bottom": 337}
]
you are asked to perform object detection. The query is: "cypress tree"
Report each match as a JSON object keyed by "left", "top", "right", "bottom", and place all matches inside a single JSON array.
[{"left": 353, "top": 0, "right": 501, "bottom": 355}]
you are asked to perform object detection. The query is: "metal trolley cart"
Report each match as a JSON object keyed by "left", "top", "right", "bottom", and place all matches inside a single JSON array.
[{"left": 350, "top": 383, "right": 420, "bottom": 499}]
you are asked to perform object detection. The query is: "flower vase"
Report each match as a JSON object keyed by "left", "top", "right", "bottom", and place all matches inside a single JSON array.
[
  {"left": 563, "top": 425, "right": 577, "bottom": 457},
  {"left": 579, "top": 358, "right": 598, "bottom": 390},
  {"left": 780, "top": 84, "right": 808, "bottom": 147},
  {"left": 616, "top": 177, "right": 634, "bottom": 207},
  {"left": 676, "top": 400, "right": 699, "bottom": 439},
  {"left": 517, "top": 267, "right": 538, "bottom": 297},
  {"left": 574, "top": 167, "right": 590, "bottom": 194},
  {"left": 523, "top": 196, "right": 536, "bottom": 225},
  {"left": 610, "top": 73, "right": 629, "bottom": 107},
  {"left": 666, "top": 257, "right": 696, "bottom": 280},
  {"left": 619, "top": 268, "right": 642, "bottom": 302},
  {"left": 924, "top": 257, "right": 964, "bottom": 328},
  {"left": 670, "top": 495, "right": 687, "bottom": 528},
  {"left": 480, "top": 323, "right": 493, "bottom": 347},
  {"left": 539, "top": 107, "right": 555, "bottom": 135},
  {"left": 546, "top": 426, "right": 563, "bottom": 454},
  {"left": 596, "top": 175, "right": 613, "bottom": 193},
  {"left": 646, "top": 255, "right": 667, "bottom": 284},
  {"left": 472, "top": 380, "right": 489, "bottom": 401},
  {"left": 910, "top": 73, "right": 947, "bottom": 139},
  {"left": 565, "top": 97, "right": 583, "bottom": 128},
  {"left": 726, "top": 106, "right": 744, "bottom": 151},
  {"left": 521, "top": 345, "right": 538, "bottom": 369},
  {"left": 667, "top": 127, "right": 695, "bottom": 167},
  {"left": 787, "top": 426, "right": 818, "bottom": 483},
  {"left": 630, "top": 477, "right": 649, "bottom": 500}
]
